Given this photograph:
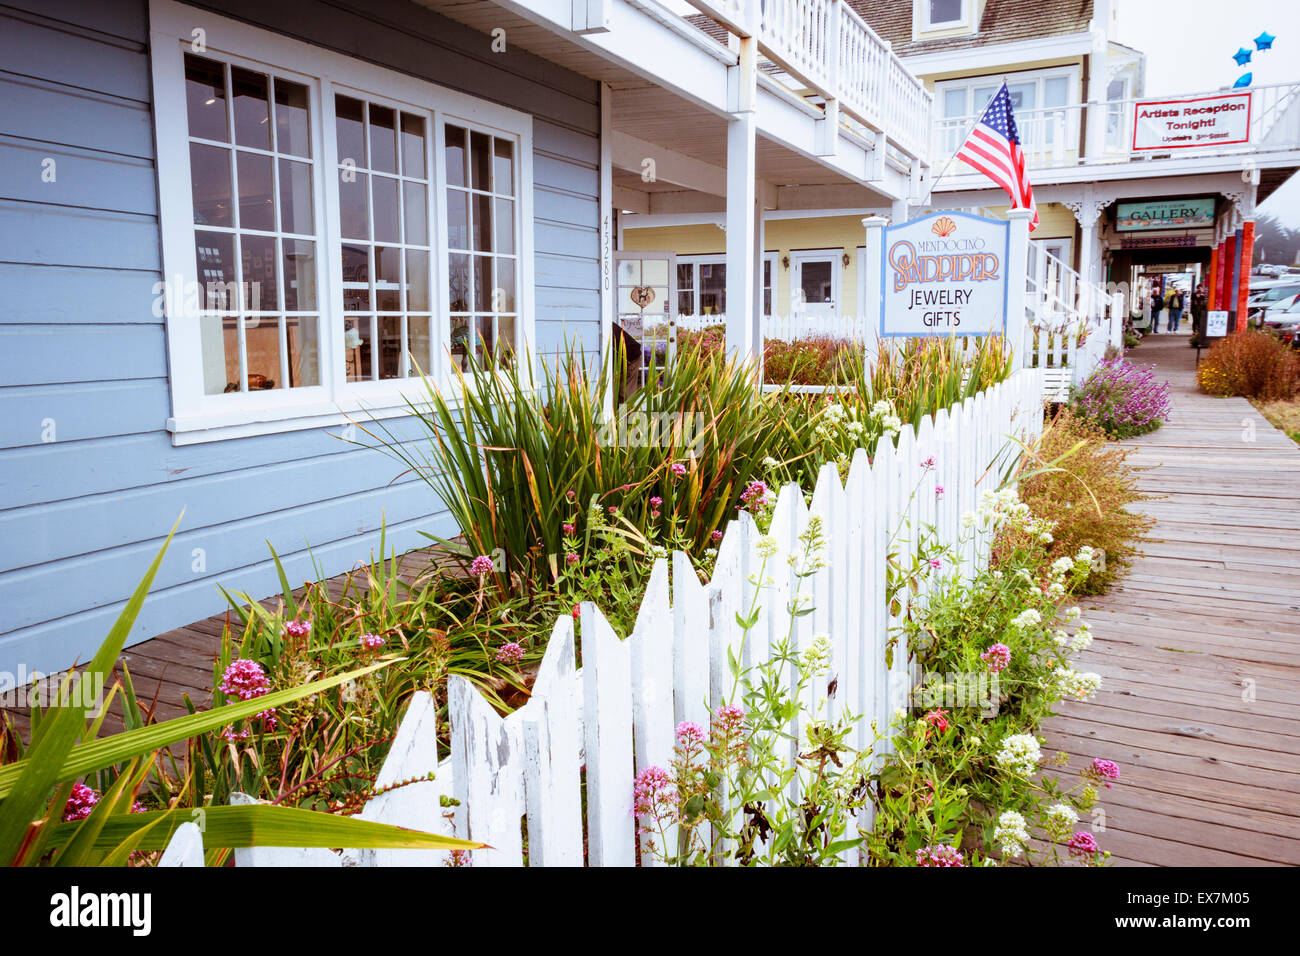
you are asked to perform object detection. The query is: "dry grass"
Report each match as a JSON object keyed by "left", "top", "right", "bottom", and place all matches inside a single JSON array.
[{"left": 1251, "top": 396, "right": 1300, "bottom": 446}]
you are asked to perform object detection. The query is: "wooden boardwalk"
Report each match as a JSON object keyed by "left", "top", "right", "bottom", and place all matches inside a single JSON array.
[{"left": 1042, "top": 331, "right": 1300, "bottom": 866}]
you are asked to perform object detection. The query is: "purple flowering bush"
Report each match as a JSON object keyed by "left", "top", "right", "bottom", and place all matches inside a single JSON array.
[{"left": 1068, "top": 358, "right": 1171, "bottom": 439}]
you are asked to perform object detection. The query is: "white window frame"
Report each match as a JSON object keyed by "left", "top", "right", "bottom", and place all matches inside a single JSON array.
[
  {"left": 150, "top": 0, "right": 535, "bottom": 444},
  {"left": 935, "top": 65, "right": 1082, "bottom": 121},
  {"left": 675, "top": 253, "right": 778, "bottom": 316}
]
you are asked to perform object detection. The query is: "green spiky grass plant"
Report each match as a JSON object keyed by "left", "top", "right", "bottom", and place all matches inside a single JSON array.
[{"left": 0, "top": 520, "right": 479, "bottom": 866}]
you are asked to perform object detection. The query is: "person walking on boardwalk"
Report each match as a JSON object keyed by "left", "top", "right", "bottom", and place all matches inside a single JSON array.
[
  {"left": 1167, "top": 287, "right": 1184, "bottom": 332},
  {"left": 1149, "top": 288, "right": 1163, "bottom": 334},
  {"left": 1192, "top": 281, "right": 1208, "bottom": 333}
]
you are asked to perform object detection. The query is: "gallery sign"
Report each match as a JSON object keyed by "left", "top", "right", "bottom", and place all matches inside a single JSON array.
[
  {"left": 1116, "top": 197, "right": 1216, "bottom": 232},
  {"left": 880, "top": 212, "right": 1009, "bottom": 337},
  {"left": 1132, "top": 93, "right": 1252, "bottom": 151}
]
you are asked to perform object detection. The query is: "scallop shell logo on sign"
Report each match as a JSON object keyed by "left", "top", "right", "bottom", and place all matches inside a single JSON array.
[
  {"left": 931, "top": 216, "right": 957, "bottom": 237},
  {"left": 629, "top": 285, "right": 656, "bottom": 308}
]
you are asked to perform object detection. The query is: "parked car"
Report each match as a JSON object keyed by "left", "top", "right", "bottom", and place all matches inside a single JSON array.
[
  {"left": 1257, "top": 293, "right": 1300, "bottom": 330},
  {"left": 1247, "top": 282, "right": 1300, "bottom": 313}
]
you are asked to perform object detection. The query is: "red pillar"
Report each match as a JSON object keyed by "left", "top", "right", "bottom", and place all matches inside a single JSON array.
[
  {"left": 1221, "top": 235, "right": 1236, "bottom": 311},
  {"left": 1236, "top": 220, "right": 1256, "bottom": 331}
]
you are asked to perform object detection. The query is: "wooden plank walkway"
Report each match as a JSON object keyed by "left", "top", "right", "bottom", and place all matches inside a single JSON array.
[{"left": 1042, "top": 331, "right": 1300, "bottom": 866}]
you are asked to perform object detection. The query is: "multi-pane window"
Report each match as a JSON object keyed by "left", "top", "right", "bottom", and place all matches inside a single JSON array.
[
  {"left": 155, "top": 6, "right": 535, "bottom": 442},
  {"left": 445, "top": 125, "right": 518, "bottom": 369},
  {"left": 674, "top": 256, "right": 775, "bottom": 316},
  {"left": 184, "top": 53, "right": 321, "bottom": 395},
  {"left": 927, "top": 0, "right": 964, "bottom": 26},
  {"left": 334, "top": 95, "right": 433, "bottom": 382}
]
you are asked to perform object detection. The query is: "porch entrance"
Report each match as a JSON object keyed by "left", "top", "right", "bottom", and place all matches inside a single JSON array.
[{"left": 789, "top": 249, "right": 843, "bottom": 317}]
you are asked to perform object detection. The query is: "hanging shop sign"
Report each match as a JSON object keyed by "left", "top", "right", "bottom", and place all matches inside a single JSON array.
[
  {"left": 880, "top": 212, "right": 1009, "bottom": 337},
  {"left": 1116, "top": 198, "right": 1216, "bottom": 232},
  {"left": 1132, "top": 93, "right": 1252, "bottom": 151}
]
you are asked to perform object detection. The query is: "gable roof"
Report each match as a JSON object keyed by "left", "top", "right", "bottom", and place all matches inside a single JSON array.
[{"left": 847, "top": 0, "right": 1094, "bottom": 58}]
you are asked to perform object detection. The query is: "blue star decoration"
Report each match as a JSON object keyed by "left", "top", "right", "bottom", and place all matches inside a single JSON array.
[
  {"left": 1233, "top": 72, "right": 1253, "bottom": 88},
  {"left": 1232, "top": 47, "right": 1253, "bottom": 66},
  {"left": 1255, "top": 32, "right": 1275, "bottom": 51}
]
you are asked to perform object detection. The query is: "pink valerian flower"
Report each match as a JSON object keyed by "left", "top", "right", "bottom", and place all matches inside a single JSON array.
[
  {"left": 915, "top": 844, "right": 965, "bottom": 867},
  {"left": 131, "top": 800, "right": 147, "bottom": 814},
  {"left": 565, "top": 490, "right": 576, "bottom": 500},
  {"left": 631, "top": 765, "right": 678, "bottom": 833},
  {"left": 360, "top": 633, "right": 386, "bottom": 650},
  {"left": 923, "top": 708, "right": 949, "bottom": 735},
  {"left": 284, "top": 619, "right": 311, "bottom": 638},
  {"left": 446, "top": 848, "right": 471, "bottom": 867},
  {"left": 495, "top": 642, "right": 525, "bottom": 665},
  {"left": 710, "top": 530, "right": 723, "bottom": 543},
  {"left": 739, "top": 480, "right": 769, "bottom": 513},
  {"left": 981, "top": 643, "right": 1012, "bottom": 673},
  {"left": 1084, "top": 757, "right": 1121, "bottom": 788},
  {"left": 935, "top": 485, "right": 945, "bottom": 499},
  {"left": 649, "top": 496, "right": 663, "bottom": 508},
  {"left": 928, "top": 558, "right": 943, "bottom": 570},
  {"left": 670, "top": 462, "right": 687, "bottom": 478},
  {"left": 566, "top": 552, "right": 580, "bottom": 566},
  {"left": 675, "top": 720, "right": 706, "bottom": 750},
  {"left": 711, "top": 704, "right": 748, "bottom": 761},
  {"left": 63, "top": 783, "right": 100, "bottom": 822},
  {"left": 1067, "top": 831, "right": 1099, "bottom": 858},
  {"left": 571, "top": 604, "right": 581, "bottom": 620},
  {"left": 562, "top": 523, "right": 575, "bottom": 535},
  {"left": 218, "top": 658, "right": 276, "bottom": 734},
  {"left": 469, "top": 554, "right": 495, "bottom": 576},
  {"left": 920, "top": 456, "right": 936, "bottom": 470},
  {"left": 608, "top": 505, "right": 618, "bottom": 515}
]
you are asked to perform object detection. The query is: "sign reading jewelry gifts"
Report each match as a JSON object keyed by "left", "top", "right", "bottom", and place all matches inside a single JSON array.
[
  {"left": 880, "top": 212, "right": 1009, "bottom": 337},
  {"left": 1132, "top": 93, "right": 1252, "bottom": 151}
]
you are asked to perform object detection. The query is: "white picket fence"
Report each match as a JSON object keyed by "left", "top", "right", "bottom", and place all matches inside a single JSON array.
[
  {"left": 161, "top": 370, "right": 1045, "bottom": 867},
  {"left": 645, "top": 312, "right": 872, "bottom": 343}
]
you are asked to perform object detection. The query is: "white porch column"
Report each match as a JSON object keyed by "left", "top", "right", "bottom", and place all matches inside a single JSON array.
[
  {"left": 1084, "top": 0, "right": 1111, "bottom": 162},
  {"left": 725, "top": 35, "right": 759, "bottom": 361},
  {"left": 1066, "top": 191, "right": 1110, "bottom": 319},
  {"left": 1005, "top": 209, "right": 1033, "bottom": 364},
  {"left": 861, "top": 215, "right": 888, "bottom": 368},
  {"left": 890, "top": 198, "right": 910, "bottom": 225}
]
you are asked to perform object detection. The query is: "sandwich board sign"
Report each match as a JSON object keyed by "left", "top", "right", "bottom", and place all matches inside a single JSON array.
[
  {"left": 880, "top": 211, "right": 1009, "bottom": 337},
  {"left": 1206, "top": 310, "right": 1229, "bottom": 337}
]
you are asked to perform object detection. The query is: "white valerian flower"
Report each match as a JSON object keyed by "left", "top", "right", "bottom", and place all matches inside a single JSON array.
[
  {"left": 994, "top": 810, "right": 1031, "bottom": 858},
  {"left": 995, "top": 734, "right": 1043, "bottom": 776},
  {"left": 960, "top": 510, "right": 978, "bottom": 529},
  {"left": 1015, "top": 568, "right": 1034, "bottom": 584},
  {"left": 1051, "top": 556, "right": 1075, "bottom": 577},
  {"left": 1054, "top": 666, "right": 1102, "bottom": 701},
  {"left": 1075, "top": 545, "right": 1097, "bottom": 568},
  {"left": 1052, "top": 629, "right": 1070, "bottom": 647},
  {"left": 1038, "top": 531, "right": 1054, "bottom": 544},
  {"left": 1047, "top": 580, "right": 1066, "bottom": 599},
  {"left": 761, "top": 456, "right": 779, "bottom": 470},
  {"left": 882, "top": 414, "right": 902, "bottom": 434},
  {"left": 1010, "top": 609, "right": 1042, "bottom": 630},
  {"left": 1065, "top": 606, "right": 1083, "bottom": 622},
  {"left": 823, "top": 403, "right": 845, "bottom": 422},
  {"left": 871, "top": 400, "right": 892, "bottom": 417},
  {"left": 1044, "top": 803, "right": 1079, "bottom": 840},
  {"left": 755, "top": 534, "right": 780, "bottom": 559},
  {"left": 845, "top": 420, "right": 865, "bottom": 437},
  {"left": 1070, "top": 622, "right": 1093, "bottom": 652}
]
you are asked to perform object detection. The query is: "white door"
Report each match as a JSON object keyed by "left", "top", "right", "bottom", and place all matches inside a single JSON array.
[
  {"left": 613, "top": 251, "right": 675, "bottom": 371},
  {"left": 790, "top": 249, "right": 842, "bottom": 318}
]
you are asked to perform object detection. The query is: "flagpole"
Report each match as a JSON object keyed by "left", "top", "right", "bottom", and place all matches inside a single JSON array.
[{"left": 919, "top": 79, "right": 1009, "bottom": 208}]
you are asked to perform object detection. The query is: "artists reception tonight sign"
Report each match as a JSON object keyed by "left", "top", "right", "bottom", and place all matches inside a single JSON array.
[
  {"left": 880, "top": 211, "right": 1009, "bottom": 337},
  {"left": 1132, "top": 92, "right": 1251, "bottom": 151},
  {"left": 1116, "top": 197, "right": 1215, "bottom": 232}
]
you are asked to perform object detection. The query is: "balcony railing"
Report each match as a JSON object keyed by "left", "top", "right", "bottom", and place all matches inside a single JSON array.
[
  {"left": 686, "top": 0, "right": 933, "bottom": 161},
  {"left": 931, "top": 80, "right": 1300, "bottom": 174}
]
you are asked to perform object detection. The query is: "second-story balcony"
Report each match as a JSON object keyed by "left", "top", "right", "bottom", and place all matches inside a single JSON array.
[{"left": 929, "top": 80, "right": 1300, "bottom": 186}]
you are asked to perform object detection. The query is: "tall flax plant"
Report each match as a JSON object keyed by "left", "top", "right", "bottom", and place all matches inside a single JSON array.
[
  {"left": 858, "top": 335, "right": 1013, "bottom": 433},
  {"left": 358, "top": 343, "right": 795, "bottom": 589}
]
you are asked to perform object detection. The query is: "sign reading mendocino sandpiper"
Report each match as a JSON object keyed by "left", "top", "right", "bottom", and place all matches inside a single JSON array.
[{"left": 880, "top": 211, "right": 1009, "bottom": 337}]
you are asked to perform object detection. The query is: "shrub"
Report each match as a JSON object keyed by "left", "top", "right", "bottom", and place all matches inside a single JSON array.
[
  {"left": 1195, "top": 330, "right": 1300, "bottom": 400},
  {"left": 763, "top": 336, "right": 859, "bottom": 386},
  {"left": 995, "top": 409, "right": 1154, "bottom": 594},
  {"left": 1068, "top": 358, "right": 1171, "bottom": 439}
]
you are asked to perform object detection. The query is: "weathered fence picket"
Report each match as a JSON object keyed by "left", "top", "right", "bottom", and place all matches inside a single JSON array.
[{"left": 164, "top": 369, "right": 1044, "bottom": 868}]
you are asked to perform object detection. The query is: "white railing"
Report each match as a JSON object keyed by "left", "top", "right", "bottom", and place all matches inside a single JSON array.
[
  {"left": 931, "top": 80, "right": 1300, "bottom": 174},
  {"left": 162, "top": 371, "right": 1046, "bottom": 867},
  {"left": 645, "top": 312, "right": 871, "bottom": 342},
  {"left": 686, "top": 0, "right": 933, "bottom": 161},
  {"left": 1022, "top": 245, "right": 1122, "bottom": 400}
]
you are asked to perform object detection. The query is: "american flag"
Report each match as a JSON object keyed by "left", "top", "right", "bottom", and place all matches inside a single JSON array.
[{"left": 955, "top": 82, "right": 1038, "bottom": 231}]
